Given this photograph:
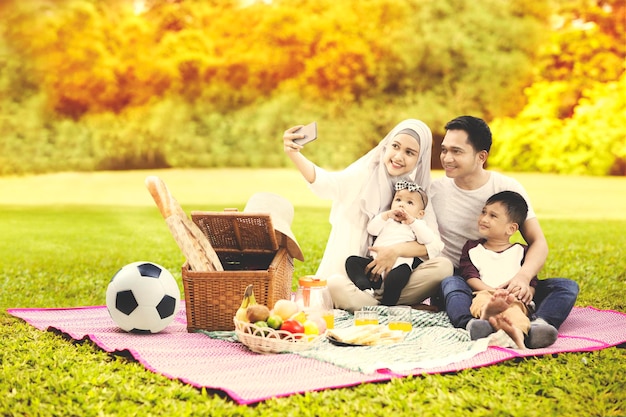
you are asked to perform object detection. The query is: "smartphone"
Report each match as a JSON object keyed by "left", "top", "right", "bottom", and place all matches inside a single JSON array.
[{"left": 293, "top": 122, "right": 317, "bottom": 146}]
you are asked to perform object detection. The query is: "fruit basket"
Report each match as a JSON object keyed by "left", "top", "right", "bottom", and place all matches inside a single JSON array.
[{"left": 234, "top": 318, "right": 324, "bottom": 354}]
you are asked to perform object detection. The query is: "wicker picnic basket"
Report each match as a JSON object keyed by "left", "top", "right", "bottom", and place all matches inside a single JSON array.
[{"left": 182, "top": 210, "right": 294, "bottom": 332}]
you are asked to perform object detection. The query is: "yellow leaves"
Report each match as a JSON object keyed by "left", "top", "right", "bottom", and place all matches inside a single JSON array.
[
  {"left": 491, "top": 72, "right": 626, "bottom": 175},
  {"left": 4, "top": 0, "right": 423, "bottom": 116},
  {"left": 4, "top": 0, "right": 620, "bottom": 158}
]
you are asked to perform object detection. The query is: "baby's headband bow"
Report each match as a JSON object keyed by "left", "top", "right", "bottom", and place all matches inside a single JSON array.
[{"left": 395, "top": 180, "right": 422, "bottom": 192}]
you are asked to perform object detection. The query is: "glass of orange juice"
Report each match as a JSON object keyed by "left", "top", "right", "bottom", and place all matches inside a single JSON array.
[
  {"left": 322, "top": 310, "right": 335, "bottom": 329},
  {"left": 354, "top": 310, "right": 379, "bottom": 326},
  {"left": 388, "top": 306, "right": 412, "bottom": 332}
]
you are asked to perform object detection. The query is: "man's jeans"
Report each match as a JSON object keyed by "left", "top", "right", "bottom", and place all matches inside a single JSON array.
[{"left": 441, "top": 275, "right": 579, "bottom": 329}]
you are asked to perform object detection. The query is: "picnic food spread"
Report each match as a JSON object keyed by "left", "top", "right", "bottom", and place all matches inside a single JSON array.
[
  {"left": 233, "top": 285, "right": 326, "bottom": 354},
  {"left": 326, "top": 325, "right": 406, "bottom": 346},
  {"left": 234, "top": 285, "right": 326, "bottom": 337},
  {"left": 233, "top": 285, "right": 410, "bottom": 353}
]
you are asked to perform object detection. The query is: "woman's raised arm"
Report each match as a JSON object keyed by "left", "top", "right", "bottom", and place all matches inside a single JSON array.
[{"left": 283, "top": 125, "right": 316, "bottom": 184}]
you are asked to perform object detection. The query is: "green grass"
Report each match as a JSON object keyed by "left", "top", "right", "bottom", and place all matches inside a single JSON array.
[{"left": 1, "top": 169, "right": 625, "bottom": 416}]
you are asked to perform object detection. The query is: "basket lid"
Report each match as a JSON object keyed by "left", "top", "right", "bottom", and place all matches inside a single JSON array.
[
  {"left": 191, "top": 211, "right": 279, "bottom": 253},
  {"left": 242, "top": 192, "right": 304, "bottom": 261}
]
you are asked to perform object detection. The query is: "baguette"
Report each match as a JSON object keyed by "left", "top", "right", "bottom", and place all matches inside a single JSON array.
[{"left": 145, "top": 176, "right": 224, "bottom": 271}]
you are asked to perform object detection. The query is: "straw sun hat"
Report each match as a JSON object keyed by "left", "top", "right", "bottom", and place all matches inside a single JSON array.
[{"left": 243, "top": 192, "right": 304, "bottom": 261}]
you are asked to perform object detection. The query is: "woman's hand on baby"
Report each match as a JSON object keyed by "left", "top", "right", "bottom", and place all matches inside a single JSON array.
[{"left": 283, "top": 126, "right": 305, "bottom": 153}]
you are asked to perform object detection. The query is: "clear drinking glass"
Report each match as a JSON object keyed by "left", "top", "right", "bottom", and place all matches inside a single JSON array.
[
  {"left": 388, "top": 306, "right": 412, "bottom": 332},
  {"left": 354, "top": 310, "right": 379, "bottom": 326}
]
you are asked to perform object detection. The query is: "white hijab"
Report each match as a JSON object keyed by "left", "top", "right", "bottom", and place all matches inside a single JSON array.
[{"left": 354, "top": 119, "right": 433, "bottom": 221}]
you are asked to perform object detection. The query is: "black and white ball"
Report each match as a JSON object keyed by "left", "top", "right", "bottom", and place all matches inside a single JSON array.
[{"left": 106, "top": 261, "right": 180, "bottom": 333}]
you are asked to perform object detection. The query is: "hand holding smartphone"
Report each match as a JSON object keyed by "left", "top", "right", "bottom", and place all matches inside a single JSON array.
[{"left": 293, "top": 122, "right": 317, "bottom": 146}]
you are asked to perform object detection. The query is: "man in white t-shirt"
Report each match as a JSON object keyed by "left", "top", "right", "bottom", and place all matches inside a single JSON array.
[{"left": 427, "top": 115, "right": 579, "bottom": 349}]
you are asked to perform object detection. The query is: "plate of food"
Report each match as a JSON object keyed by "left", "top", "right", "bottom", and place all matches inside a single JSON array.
[
  {"left": 326, "top": 333, "right": 367, "bottom": 347},
  {"left": 326, "top": 325, "right": 406, "bottom": 347}
]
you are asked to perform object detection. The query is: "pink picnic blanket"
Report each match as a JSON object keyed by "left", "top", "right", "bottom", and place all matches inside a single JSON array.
[{"left": 7, "top": 305, "right": 626, "bottom": 405}]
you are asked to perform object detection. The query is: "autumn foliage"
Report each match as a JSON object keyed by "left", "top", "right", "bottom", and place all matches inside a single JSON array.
[{"left": 0, "top": 0, "right": 623, "bottom": 175}]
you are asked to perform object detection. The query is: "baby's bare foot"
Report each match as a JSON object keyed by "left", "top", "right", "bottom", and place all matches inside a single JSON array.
[
  {"left": 494, "top": 288, "right": 518, "bottom": 304},
  {"left": 489, "top": 315, "right": 526, "bottom": 349},
  {"left": 481, "top": 291, "right": 514, "bottom": 319}
]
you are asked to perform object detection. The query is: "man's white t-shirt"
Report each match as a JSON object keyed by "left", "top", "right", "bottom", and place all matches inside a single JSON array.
[{"left": 426, "top": 172, "right": 536, "bottom": 268}]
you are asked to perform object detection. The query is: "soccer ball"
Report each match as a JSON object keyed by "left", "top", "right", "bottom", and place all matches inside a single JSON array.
[{"left": 106, "top": 261, "right": 181, "bottom": 333}]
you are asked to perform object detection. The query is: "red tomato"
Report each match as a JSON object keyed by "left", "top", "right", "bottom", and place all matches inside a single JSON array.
[{"left": 280, "top": 319, "right": 304, "bottom": 335}]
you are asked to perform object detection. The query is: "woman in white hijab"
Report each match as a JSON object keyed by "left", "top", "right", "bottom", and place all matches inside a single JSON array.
[{"left": 283, "top": 119, "right": 453, "bottom": 312}]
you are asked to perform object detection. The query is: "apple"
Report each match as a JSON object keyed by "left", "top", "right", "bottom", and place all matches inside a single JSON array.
[{"left": 280, "top": 319, "right": 304, "bottom": 336}]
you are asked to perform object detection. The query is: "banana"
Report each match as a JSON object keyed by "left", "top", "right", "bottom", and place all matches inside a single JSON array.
[{"left": 235, "top": 284, "right": 257, "bottom": 323}]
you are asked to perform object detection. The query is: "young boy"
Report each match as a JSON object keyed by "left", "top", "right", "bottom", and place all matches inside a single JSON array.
[
  {"left": 460, "top": 191, "right": 536, "bottom": 348},
  {"left": 345, "top": 180, "right": 444, "bottom": 306}
]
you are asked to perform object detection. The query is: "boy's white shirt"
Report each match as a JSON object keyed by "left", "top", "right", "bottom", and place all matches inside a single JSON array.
[{"left": 468, "top": 242, "right": 525, "bottom": 288}]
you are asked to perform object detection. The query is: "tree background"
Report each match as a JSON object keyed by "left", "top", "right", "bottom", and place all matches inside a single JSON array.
[{"left": 0, "top": 0, "right": 623, "bottom": 176}]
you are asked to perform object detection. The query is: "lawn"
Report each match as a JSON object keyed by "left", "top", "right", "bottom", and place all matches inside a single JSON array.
[{"left": 1, "top": 169, "right": 625, "bottom": 416}]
